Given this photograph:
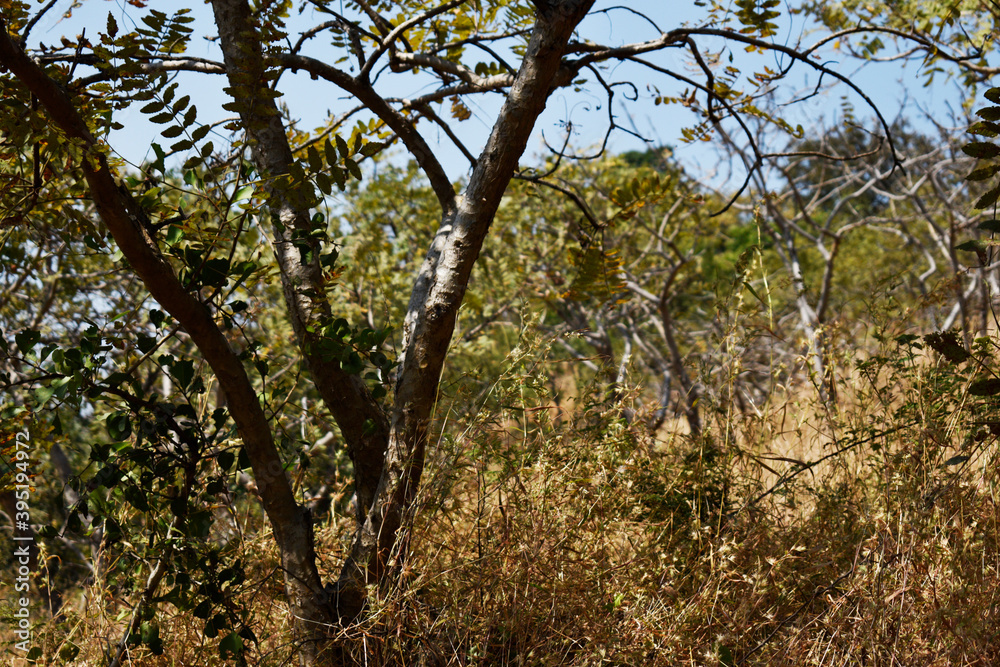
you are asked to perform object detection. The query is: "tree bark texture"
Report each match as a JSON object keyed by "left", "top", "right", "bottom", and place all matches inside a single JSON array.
[
  {"left": 0, "top": 21, "right": 335, "bottom": 664},
  {"left": 333, "top": 0, "right": 596, "bottom": 619},
  {"left": 208, "top": 0, "right": 391, "bottom": 528},
  {"left": 2, "top": 0, "right": 597, "bottom": 660}
]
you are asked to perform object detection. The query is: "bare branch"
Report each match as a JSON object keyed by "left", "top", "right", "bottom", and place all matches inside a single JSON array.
[
  {"left": 392, "top": 51, "right": 515, "bottom": 89},
  {"left": 360, "top": 0, "right": 468, "bottom": 81},
  {"left": 515, "top": 174, "right": 602, "bottom": 231},
  {"left": 277, "top": 53, "right": 456, "bottom": 210},
  {"left": 414, "top": 103, "right": 478, "bottom": 168},
  {"left": 20, "top": 0, "right": 61, "bottom": 48}
]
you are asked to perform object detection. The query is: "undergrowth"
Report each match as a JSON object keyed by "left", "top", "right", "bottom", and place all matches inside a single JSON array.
[{"left": 6, "top": 314, "right": 1000, "bottom": 665}]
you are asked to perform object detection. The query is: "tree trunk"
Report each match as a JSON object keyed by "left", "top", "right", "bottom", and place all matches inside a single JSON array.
[
  {"left": 2, "top": 0, "right": 598, "bottom": 660},
  {"left": 0, "top": 24, "right": 335, "bottom": 664},
  {"left": 334, "top": 0, "right": 597, "bottom": 618},
  {"left": 208, "top": 0, "right": 391, "bottom": 527}
]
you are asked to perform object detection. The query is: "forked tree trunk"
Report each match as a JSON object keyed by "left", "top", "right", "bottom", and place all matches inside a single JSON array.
[
  {"left": 1, "top": 0, "right": 596, "bottom": 662},
  {"left": 334, "top": 0, "right": 597, "bottom": 620}
]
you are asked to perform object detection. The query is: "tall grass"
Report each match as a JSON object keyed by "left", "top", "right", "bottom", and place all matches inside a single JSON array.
[{"left": 7, "top": 301, "right": 1000, "bottom": 666}]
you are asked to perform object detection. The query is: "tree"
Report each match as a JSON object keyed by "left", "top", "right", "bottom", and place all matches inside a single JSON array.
[{"left": 0, "top": 0, "right": 985, "bottom": 663}]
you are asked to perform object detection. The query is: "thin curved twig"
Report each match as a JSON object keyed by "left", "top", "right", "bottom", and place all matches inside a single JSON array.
[
  {"left": 360, "top": 0, "right": 468, "bottom": 81},
  {"left": 515, "top": 174, "right": 602, "bottom": 231},
  {"left": 19, "top": 0, "right": 61, "bottom": 48}
]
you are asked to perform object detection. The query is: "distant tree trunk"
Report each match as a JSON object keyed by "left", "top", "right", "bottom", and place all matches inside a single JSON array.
[
  {"left": 659, "top": 297, "right": 702, "bottom": 436},
  {"left": 764, "top": 211, "right": 836, "bottom": 405}
]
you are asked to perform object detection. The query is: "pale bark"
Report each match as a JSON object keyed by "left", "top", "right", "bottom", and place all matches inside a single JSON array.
[
  {"left": 333, "top": 0, "right": 597, "bottom": 618},
  {"left": 7, "top": 0, "right": 597, "bottom": 659}
]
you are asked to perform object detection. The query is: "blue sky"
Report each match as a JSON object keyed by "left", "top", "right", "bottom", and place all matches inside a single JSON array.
[{"left": 25, "top": 0, "right": 970, "bottom": 186}]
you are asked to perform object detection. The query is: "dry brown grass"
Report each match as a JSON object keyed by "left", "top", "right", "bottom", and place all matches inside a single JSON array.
[{"left": 6, "top": 326, "right": 1000, "bottom": 666}]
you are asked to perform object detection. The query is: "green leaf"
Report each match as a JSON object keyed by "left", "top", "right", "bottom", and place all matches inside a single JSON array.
[
  {"left": 15, "top": 329, "right": 40, "bottom": 354},
  {"left": 219, "top": 632, "right": 244, "bottom": 658},
  {"left": 123, "top": 485, "right": 151, "bottom": 512},
  {"left": 360, "top": 140, "right": 388, "bottom": 158},
  {"left": 136, "top": 334, "right": 158, "bottom": 354},
  {"left": 963, "top": 142, "right": 1000, "bottom": 159},
  {"left": 345, "top": 158, "right": 362, "bottom": 181},
  {"left": 924, "top": 331, "right": 970, "bottom": 364},
  {"left": 166, "top": 225, "right": 184, "bottom": 246},
  {"left": 191, "top": 124, "right": 211, "bottom": 141},
  {"left": 967, "top": 165, "right": 1000, "bottom": 181},
  {"left": 35, "top": 385, "right": 56, "bottom": 406},
  {"left": 986, "top": 87, "right": 1000, "bottom": 104},
  {"left": 324, "top": 138, "right": 338, "bottom": 165},
  {"left": 955, "top": 240, "right": 986, "bottom": 253},
  {"left": 217, "top": 450, "right": 235, "bottom": 471},
  {"left": 971, "top": 121, "right": 1000, "bottom": 138},
  {"left": 199, "top": 259, "right": 230, "bottom": 288},
  {"left": 289, "top": 162, "right": 307, "bottom": 183},
  {"left": 189, "top": 510, "right": 214, "bottom": 539},
  {"left": 329, "top": 166, "right": 346, "bottom": 190},
  {"left": 342, "top": 351, "right": 363, "bottom": 374},
  {"left": 943, "top": 455, "right": 970, "bottom": 466},
  {"left": 106, "top": 411, "right": 132, "bottom": 441},
  {"left": 307, "top": 145, "right": 324, "bottom": 172},
  {"left": 233, "top": 185, "right": 254, "bottom": 202},
  {"left": 171, "top": 359, "right": 195, "bottom": 390},
  {"left": 743, "top": 282, "right": 767, "bottom": 307},
  {"left": 976, "top": 107, "right": 1000, "bottom": 122},
  {"left": 336, "top": 134, "right": 350, "bottom": 160},
  {"left": 975, "top": 184, "right": 1000, "bottom": 209},
  {"left": 150, "top": 143, "right": 166, "bottom": 172},
  {"left": 969, "top": 378, "right": 1000, "bottom": 396},
  {"left": 193, "top": 599, "right": 213, "bottom": 619},
  {"left": 316, "top": 172, "right": 332, "bottom": 195}
]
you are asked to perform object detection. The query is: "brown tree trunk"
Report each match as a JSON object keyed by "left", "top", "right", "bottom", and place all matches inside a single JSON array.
[
  {"left": 208, "top": 0, "right": 390, "bottom": 527},
  {"left": 0, "top": 24, "right": 335, "bottom": 664},
  {"left": 2, "top": 1, "right": 598, "bottom": 661}
]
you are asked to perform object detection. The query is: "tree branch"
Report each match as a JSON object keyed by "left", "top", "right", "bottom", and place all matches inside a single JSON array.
[
  {"left": 360, "top": 0, "right": 468, "bottom": 81},
  {"left": 0, "top": 11, "right": 319, "bottom": 626}
]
